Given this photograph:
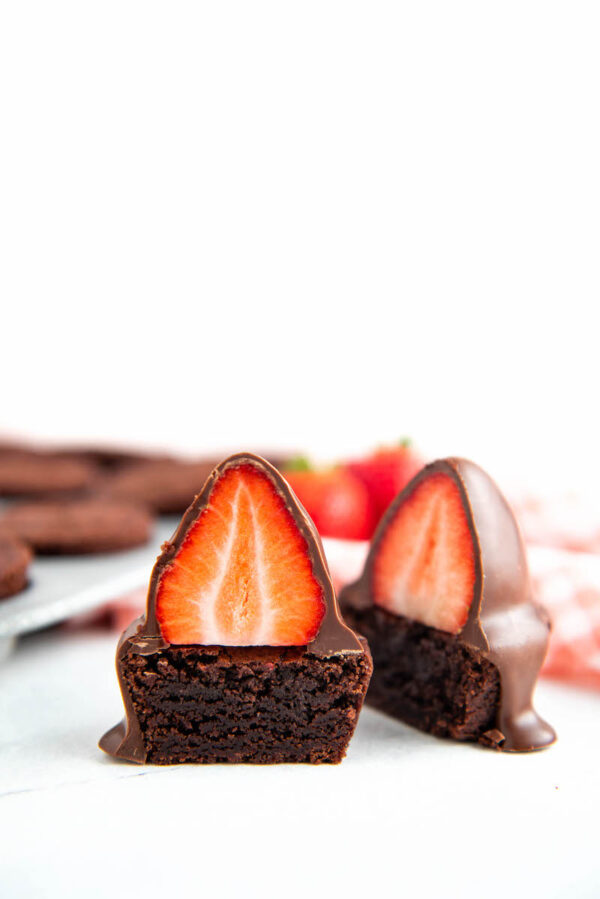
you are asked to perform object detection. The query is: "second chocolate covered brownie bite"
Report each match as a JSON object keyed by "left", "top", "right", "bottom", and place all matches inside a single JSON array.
[{"left": 340, "top": 458, "right": 556, "bottom": 752}]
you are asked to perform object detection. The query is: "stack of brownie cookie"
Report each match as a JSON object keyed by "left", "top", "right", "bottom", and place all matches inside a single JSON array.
[
  {"left": 0, "top": 438, "right": 291, "bottom": 601},
  {"left": 0, "top": 442, "right": 159, "bottom": 598}
]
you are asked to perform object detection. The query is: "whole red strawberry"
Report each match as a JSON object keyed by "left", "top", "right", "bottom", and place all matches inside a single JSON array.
[
  {"left": 284, "top": 460, "right": 377, "bottom": 541},
  {"left": 344, "top": 440, "right": 424, "bottom": 523}
]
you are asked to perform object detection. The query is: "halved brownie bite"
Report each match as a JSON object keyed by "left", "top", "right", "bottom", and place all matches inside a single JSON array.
[
  {"left": 100, "top": 453, "right": 372, "bottom": 764},
  {"left": 339, "top": 458, "right": 556, "bottom": 752}
]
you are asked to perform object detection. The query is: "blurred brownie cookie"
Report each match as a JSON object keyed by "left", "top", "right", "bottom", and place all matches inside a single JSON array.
[
  {"left": 98, "top": 453, "right": 294, "bottom": 515},
  {"left": 0, "top": 499, "right": 154, "bottom": 555},
  {"left": 0, "top": 452, "right": 98, "bottom": 498},
  {"left": 97, "top": 459, "right": 218, "bottom": 514},
  {"left": 52, "top": 445, "right": 174, "bottom": 471},
  {"left": 0, "top": 536, "right": 32, "bottom": 599}
]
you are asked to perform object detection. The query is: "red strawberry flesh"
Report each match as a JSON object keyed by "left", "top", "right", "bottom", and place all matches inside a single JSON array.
[
  {"left": 156, "top": 464, "right": 326, "bottom": 645},
  {"left": 373, "top": 472, "right": 476, "bottom": 633}
]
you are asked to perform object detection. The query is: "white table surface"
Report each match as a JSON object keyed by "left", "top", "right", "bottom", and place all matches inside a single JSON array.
[{"left": 1, "top": 628, "right": 599, "bottom": 898}]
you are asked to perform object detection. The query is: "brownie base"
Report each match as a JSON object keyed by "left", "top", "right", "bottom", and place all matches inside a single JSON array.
[
  {"left": 342, "top": 604, "right": 500, "bottom": 743},
  {"left": 119, "top": 642, "right": 372, "bottom": 764}
]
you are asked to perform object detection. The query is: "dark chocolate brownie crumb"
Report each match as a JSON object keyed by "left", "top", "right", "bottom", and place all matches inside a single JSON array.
[
  {"left": 120, "top": 642, "right": 373, "bottom": 764},
  {"left": 0, "top": 499, "right": 154, "bottom": 555},
  {"left": 342, "top": 604, "right": 500, "bottom": 743},
  {"left": 0, "top": 536, "right": 32, "bottom": 599}
]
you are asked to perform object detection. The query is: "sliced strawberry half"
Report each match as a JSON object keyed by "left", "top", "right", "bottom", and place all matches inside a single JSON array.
[
  {"left": 372, "top": 471, "right": 477, "bottom": 633},
  {"left": 155, "top": 463, "right": 326, "bottom": 645}
]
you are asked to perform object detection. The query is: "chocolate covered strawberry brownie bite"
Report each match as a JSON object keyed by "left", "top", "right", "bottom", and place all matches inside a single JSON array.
[
  {"left": 340, "top": 458, "right": 556, "bottom": 752},
  {"left": 100, "top": 453, "right": 372, "bottom": 764}
]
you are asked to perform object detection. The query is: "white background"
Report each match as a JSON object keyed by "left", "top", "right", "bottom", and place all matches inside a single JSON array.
[
  {"left": 1, "top": 1, "right": 598, "bottom": 496},
  {"left": 1, "top": 5, "right": 599, "bottom": 896}
]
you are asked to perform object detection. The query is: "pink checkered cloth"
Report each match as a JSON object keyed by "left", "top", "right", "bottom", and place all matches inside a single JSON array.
[
  {"left": 510, "top": 490, "right": 600, "bottom": 555},
  {"left": 528, "top": 546, "right": 600, "bottom": 689}
]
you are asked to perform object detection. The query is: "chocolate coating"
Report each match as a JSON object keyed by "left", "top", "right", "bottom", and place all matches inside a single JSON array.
[
  {"left": 101, "top": 452, "right": 363, "bottom": 762},
  {"left": 341, "top": 458, "right": 556, "bottom": 752}
]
